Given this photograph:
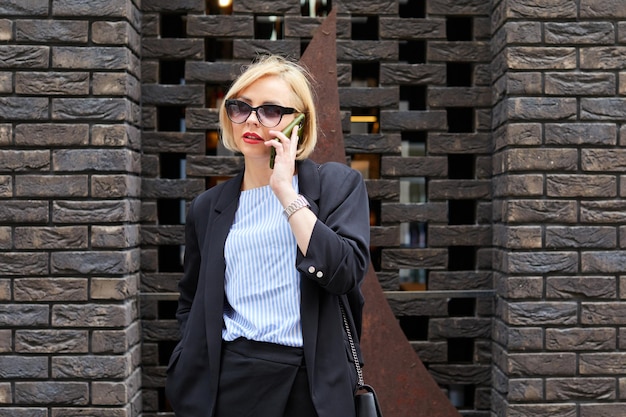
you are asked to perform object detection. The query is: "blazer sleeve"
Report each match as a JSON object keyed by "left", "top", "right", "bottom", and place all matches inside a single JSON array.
[{"left": 296, "top": 163, "right": 371, "bottom": 295}]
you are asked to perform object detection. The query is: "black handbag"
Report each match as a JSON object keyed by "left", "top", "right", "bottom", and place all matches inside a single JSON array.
[{"left": 340, "top": 301, "right": 384, "bottom": 417}]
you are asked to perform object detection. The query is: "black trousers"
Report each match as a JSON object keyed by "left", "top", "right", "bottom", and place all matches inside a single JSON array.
[{"left": 215, "top": 338, "right": 319, "bottom": 417}]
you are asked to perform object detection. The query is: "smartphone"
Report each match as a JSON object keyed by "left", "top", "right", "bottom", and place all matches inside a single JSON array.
[{"left": 270, "top": 113, "right": 305, "bottom": 169}]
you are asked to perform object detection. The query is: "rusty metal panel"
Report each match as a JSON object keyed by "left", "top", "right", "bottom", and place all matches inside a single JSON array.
[{"left": 302, "top": 9, "right": 461, "bottom": 417}]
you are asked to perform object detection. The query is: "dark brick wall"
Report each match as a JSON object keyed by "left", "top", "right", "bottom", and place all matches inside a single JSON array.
[
  {"left": 2, "top": 0, "right": 626, "bottom": 416},
  {"left": 0, "top": 0, "right": 142, "bottom": 416},
  {"left": 492, "top": 0, "right": 626, "bottom": 416}
]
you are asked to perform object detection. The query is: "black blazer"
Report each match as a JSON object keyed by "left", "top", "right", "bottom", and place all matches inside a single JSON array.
[{"left": 165, "top": 159, "right": 371, "bottom": 417}]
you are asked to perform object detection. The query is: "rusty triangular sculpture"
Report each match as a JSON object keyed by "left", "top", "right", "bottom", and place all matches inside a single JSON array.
[{"left": 301, "top": 8, "right": 462, "bottom": 417}]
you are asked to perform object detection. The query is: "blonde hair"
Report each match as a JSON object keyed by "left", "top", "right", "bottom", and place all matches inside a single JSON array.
[{"left": 219, "top": 55, "right": 318, "bottom": 159}]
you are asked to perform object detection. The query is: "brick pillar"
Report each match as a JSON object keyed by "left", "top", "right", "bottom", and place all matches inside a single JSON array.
[
  {"left": 492, "top": 0, "right": 626, "bottom": 415},
  {"left": 0, "top": 1, "right": 142, "bottom": 416}
]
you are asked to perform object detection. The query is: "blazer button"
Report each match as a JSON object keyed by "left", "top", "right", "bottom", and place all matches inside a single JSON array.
[
  {"left": 316, "top": 271, "right": 324, "bottom": 279},
  {"left": 308, "top": 266, "right": 316, "bottom": 274}
]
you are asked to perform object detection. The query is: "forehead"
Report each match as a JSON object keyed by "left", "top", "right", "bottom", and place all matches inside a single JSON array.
[{"left": 237, "top": 75, "right": 295, "bottom": 105}]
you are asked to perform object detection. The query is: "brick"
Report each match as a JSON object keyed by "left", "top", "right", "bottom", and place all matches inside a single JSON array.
[
  {"left": 0, "top": 175, "right": 11, "bottom": 196},
  {"left": 547, "top": 327, "right": 616, "bottom": 352},
  {"left": 53, "top": 149, "right": 140, "bottom": 173},
  {"left": 141, "top": 178, "right": 205, "bottom": 199},
  {"left": 547, "top": 378, "right": 615, "bottom": 400},
  {"left": 507, "top": 47, "right": 577, "bottom": 69},
  {"left": 337, "top": 40, "right": 399, "bottom": 61},
  {"left": 501, "top": 97, "right": 577, "bottom": 122},
  {"left": 93, "top": 72, "right": 140, "bottom": 99},
  {"left": 581, "top": 403, "right": 626, "bottom": 417},
  {"left": 507, "top": 72, "right": 542, "bottom": 95},
  {"left": 15, "top": 382, "right": 88, "bottom": 405},
  {"left": 504, "top": 22, "right": 542, "bottom": 44},
  {"left": 547, "top": 174, "right": 616, "bottom": 198},
  {"left": 506, "top": 0, "right": 577, "bottom": 18},
  {"left": 186, "top": 15, "right": 254, "bottom": 37},
  {"left": 15, "top": 175, "right": 88, "bottom": 197},
  {"left": 582, "top": 251, "right": 626, "bottom": 273},
  {"left": 0, "top": 19, "right": 12, "bottom": 41},
  {"left": 581, "top": 200, "right": 626, "bottom": 223},
  {"left": 380, "top": 63, "right": 446, "bottom": 85},
  {"left": 52, "top": 46, "right": 131, "bottom": 70},
  {"left": 232, "top": 0, "right": 303, "bottom": 14},
  {"left": 92, "top": 225, "right": 140, "bottom": 249},
  {"left": 92, "top": 124, "right": 140, "bottom": 148},
  {"left": 0, "top": 97, "right": 48, "bottom": 120},
  {"left": 546, "top": 227, "right": 616, "bottom": 249},
  {"left": 92, "top": 175, "right": 141, "bottom": 198},
  {"left": 508, "top": 378, "right": 543, "bottom": 401},
  {"left": 0, "top": 253, "right": 48, "bottom": 276},
  {"left": 545, "top": 123, "right": 617, "bottom": 146},
  {"left": 15, "top": 330, "right": 88, "bottom": 353},
  {"left": 582, "top": 98, "right": 626, "bottom": 121},
  {"left": 0, "top": 0, "right": 48, "bottom": 15},
  {"left": 52, "top": 355, "right": 131, "bottom": 379},
  {"left": 579, "top": 353, "right": 626, "bottom": 375},
  {"left": 379, "top": 17, "right": 445, "bottom": 40},
  {"left": 581, "top": 148, "right": 626, "bottom": 172},
  {"left": 92, "top": 380, "right": 131, "bottom": 405},
  {"left": 142, "top": 38, "right": 204, "bottom": 60},
  {"left": 507, "top": 352, "right": 577, "bottom": 377},
  {"left": 493, "top": 225, "right": 542, "bottom": 250},
  {"left": 622, "top": 277, "right": 626, "bottom": 299},
  {"left": 51, "top": 250, "right": 139, "bottom": 275},
  {"left": 14, "top": 278, "right": 88, "bottom": 302},
  {"left": 0, "top": 329, "right": 11, "bottom": 352},
  {"left": 92, "top": 21, "right": 131, "bottom": 45},
  {"left": 0, "top": 124, "right": 11, "bottom": 145},
  {"left": 503, "top": 200, "right": 577, "bottom": 224},
  {"left": 15, "top": 124, "right": 89, "bottom": 147},
  {"left": 502, "top": 148, "right": 578, "bottom": 172},
  {"left": 0, "top": 304, "right": 48, "bottom": 327},
  {"left": 52, "top": 0, "right": 128, "bottom": 17},
  {"left": 16, "top": 72, "right": 89, "bottom": 95},
  {"left": 52, "top": 303, "right": 134, "bottom": 328},
  {"left": 91, "top": 275, "right": 139, "bottom": 300},
  {"left": 581, "top": 47, "right": 626, "bottom": 69},
  {"left": 141, "top": 0, "right": 204, "bottom": 12},
  {"left": 92, "top": 322, "right": 140, "bottom": 354},
  {"left": 0, "top": 71, "right": 12, "bottom": 93},
  {"left": 545, "top": 72, "right": 615, "bottom": 96},
  {"left": 0, "top": 226, "right": 10, "bottom": 249},
  {"left": 582, "top": 302, "right": 626, "bottom": 325},
  {"left": 0, "top": 381, "right": 10, "bottom": 403},
  {"left": 497, "top": 276, "right": 543, "bottom": 299},
  {"left": 52, "top": 200, "right": 140, "bottom": 223},
  {"left": 0, "top": 356, "right": 48, "bottom": 379},
  {"left": 496, "top": 123, "right": 542, "bottom": 149},
  {"left": 52, "top": 98, "right": 132, "bottom": 121},
  {"left": 142, "top": 84, "right": 204, "bottom": 106},
  {"left": 185, "top": 61, "right": 244, "bottom": 83},
  {"left": 503, "top": 301, "right": 578, "bottom": 326},
  {"left": 580, "top": 0, "right": 626, "bottom": 18},
  {"left": 51, "top": 408, "right": 129, "bottom": 417},
  {"left": 493, "top": 174, "right": 543, "bottom": 198},
  {"left": 0, "top": 46, "right": 49, "bottom": 69},
  {"left": 545, "top": 22, "right": 614, "bottom": 44},
  {"left": 0, "top": 150, "right": 50, "bottom": 171},
  {"left": 0, "top": 200, "right": 48, "bottom": 223},
  {"left": 16, "top": 19, "right": 88, "bottom": 43},
  {"left": 381, "top": 248, "right": 447, "bottom": 269},
  {"left": 14, "top": 226, "right": 88, "bottom": 250}
]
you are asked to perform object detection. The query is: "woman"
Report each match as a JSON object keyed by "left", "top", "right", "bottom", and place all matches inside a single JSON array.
[{"left": 165, "top": 55, "right": 371, "bottom": 417}]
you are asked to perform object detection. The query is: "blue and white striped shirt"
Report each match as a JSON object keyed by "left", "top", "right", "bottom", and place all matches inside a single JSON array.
[{"left": 222, "top": 176, "right": 303, "bottom": 347}]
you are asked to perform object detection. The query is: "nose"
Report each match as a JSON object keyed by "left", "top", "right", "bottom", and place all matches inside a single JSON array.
[{"left": 246, "top": 109, "right": 261, "bottom": 125}]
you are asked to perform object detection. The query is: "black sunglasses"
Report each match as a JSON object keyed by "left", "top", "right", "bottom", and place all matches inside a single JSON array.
[{"left": 225, "top": 99, "right": 299, "bottom": 128}]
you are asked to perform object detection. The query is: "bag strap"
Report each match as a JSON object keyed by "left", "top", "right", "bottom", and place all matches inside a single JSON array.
[{"left": 339, "top": 299, "right": 365, "bottom": 387}]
